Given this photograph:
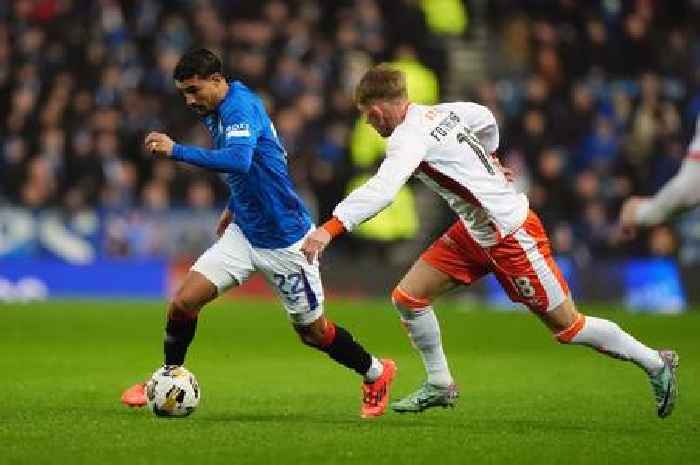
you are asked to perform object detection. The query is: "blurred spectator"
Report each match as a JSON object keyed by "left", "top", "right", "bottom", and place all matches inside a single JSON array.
[
  {"left": 485, "top": 0, "right": 700, "bottom": 258},
  {"left": 186, "top": 178, "right": 215, "bottom": 209},
  {"left": 1, "top": 0, "right": 447, "bottom": 213}
]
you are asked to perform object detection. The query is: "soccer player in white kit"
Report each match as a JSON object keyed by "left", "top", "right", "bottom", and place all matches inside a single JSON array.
[
  {"left": 302, "top": 64, "right": 679, "bottom": 418},
  {"left": 620, "top": 117, "right": 700, "bottom": 229}
]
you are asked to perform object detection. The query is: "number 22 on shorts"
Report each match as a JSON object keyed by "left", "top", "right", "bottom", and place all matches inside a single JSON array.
[{"left": 272, "top": 272, "right": 303, "bottom": 304}]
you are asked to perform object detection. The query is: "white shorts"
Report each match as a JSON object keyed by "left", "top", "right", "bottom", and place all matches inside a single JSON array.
[{"left": 191, "top": 223, "right": 324, "bottom": 325}]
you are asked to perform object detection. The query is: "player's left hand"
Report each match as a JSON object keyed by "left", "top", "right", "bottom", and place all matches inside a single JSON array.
[
  {"left": 301, "top": 227, "right": 332, "bottom": 264},
  {"left": 145, "top": 132, "right": 175, "bottom": 157}
]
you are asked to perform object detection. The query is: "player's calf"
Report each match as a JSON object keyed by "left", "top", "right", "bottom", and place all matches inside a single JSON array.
[
  {"left": 163, "top": 271, "right": 218, "bottom": 366},
  {"left": 294, "top": 316, "right": 335, "bottom": 348},
  {"left": 294, "top": 316, "right": 394, "bottom": 418},
  {"left": 163, "top": 295, "right": 203, "bottom": 366},
  {"left": 552, "top": 310, "right": 664, "bottom": 374},
  {"left": 294, "top": 316, "right": 383, "bottom": 381},
  {"left": 549, "top": 301, "right": 678, "bottom": 417},
  {"left": 392, "top": 286, "right": 454, "bottom": 388}
]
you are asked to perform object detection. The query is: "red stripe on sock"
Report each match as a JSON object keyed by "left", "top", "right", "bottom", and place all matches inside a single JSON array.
[
  {"left": 319, "top": 320, "right": 337, "bottom": 348},
  {"left": 391, "top": 287, "right": 430, "bottom": 309},
  {"left": 555, "top": 314, "right": 586, "bottom": 343}
]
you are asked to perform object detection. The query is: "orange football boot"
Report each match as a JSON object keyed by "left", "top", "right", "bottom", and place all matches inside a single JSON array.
[
  {"left": 121, "top": 382, "right": 147, "bottom": 407},
  {"left": 361, "top": 359, "right": 397, "bottom": 418}
]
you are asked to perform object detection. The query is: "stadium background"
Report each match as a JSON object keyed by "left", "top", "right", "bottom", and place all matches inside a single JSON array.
[
  {"left": 1, "top": 2, "right": 699, "bottom": 465},
  {"left": 2, "top": 0, "right": 700, "bottom": 308}
]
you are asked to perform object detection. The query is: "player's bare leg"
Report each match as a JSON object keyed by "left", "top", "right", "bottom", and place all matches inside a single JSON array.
[
  {"left": 293, "top": 315, "right": 396, "bottom": 418},
  {"left": 121, "top": 271, "right": 218, "bottom": 407},
  {"left": 390, "top": 259, "right": 459, "bottom": 413},
  {"left": 542, "top": 298, "right": 679, "bottom": 418}
]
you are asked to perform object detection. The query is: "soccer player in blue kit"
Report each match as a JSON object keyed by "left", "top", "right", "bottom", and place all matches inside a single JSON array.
[{"left": 121, "top": 49, "right": 396, "bottom": 418}]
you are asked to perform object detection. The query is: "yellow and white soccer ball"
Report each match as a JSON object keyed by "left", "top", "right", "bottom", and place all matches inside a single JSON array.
[{"left": 146, "top": 366, "right": 200, "bottom": 417}]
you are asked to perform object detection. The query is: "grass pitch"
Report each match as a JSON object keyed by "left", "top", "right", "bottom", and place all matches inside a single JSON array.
[{"left": 1, "top": 298, "right": 698, "bottom": 465}]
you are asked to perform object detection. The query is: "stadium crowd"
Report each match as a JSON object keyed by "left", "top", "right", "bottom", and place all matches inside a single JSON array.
[
  {"left": 480, "top": 0, "right": 700, "bottom": 263},
  {"left": 1, "top": 0, "right": 700, "bottom": 262}
]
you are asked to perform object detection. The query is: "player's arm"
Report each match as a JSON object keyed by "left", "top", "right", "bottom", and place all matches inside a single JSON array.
[
  {"left": 301, "top": 135, "right": 426, "bottom": 263},
  {"left": 620, "top": 173, "right": 696, "bottom": 229},
  {"left": 620, "top": 117, "right": 700, "bottom": 231},
  {"left": 145, "top": 104, "right": 261, "bottom": 174},
  {"left": 330, "top": 154, "right": 421, "bottom": 230},
  {"left": 145, "top": 131, "right": 255, "bottom": 173},
  {"left": 171, "top": 144, "right": 254, "bottom": 173},
  {"left": 144, "top": 131, "right": 255, "bottom": 173}
]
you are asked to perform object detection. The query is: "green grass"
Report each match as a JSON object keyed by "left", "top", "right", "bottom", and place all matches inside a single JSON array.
[{"left": 0, "top": 298, "right": 698, "bottom": 465}]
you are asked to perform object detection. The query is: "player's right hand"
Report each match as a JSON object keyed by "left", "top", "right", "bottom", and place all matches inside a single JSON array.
[
  {"left": 216, "top": 208, "right": 232, "bottom": 238},
  {"left": 145, "top": 131, "right": 175, "bottom": 157},
  {"left": 301, "top": 227, "right": 332, "bottom": 264},
  {"left": 619, "top": 197, "right": 641, "bottom": 228},
  {"left": 619, "top": 197, "right": 642, "bottom": 239}
]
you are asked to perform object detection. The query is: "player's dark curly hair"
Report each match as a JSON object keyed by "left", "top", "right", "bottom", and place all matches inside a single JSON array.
[{"left": 173, "top": 48, "right": 222, "bottom": 81}]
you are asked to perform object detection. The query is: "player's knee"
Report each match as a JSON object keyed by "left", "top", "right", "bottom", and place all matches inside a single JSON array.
[
  {"left": 554, "top": 313, "right": 586, "bottom": 344},
  {"left": 294, "top": 319, "right": 336, "bottom": 349},
  {"left": 168, "top": 295, "right": 200, "bottom": 321},
  {"left": 391, "top": 286, "right": 431, "bottom": 319},
  {"left": 295, "top": 326, "right": 318, "bottom": 347}
]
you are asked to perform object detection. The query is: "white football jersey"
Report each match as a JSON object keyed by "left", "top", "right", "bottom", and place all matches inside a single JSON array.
[{"left": 334, "top": 102, "right": 529, "bottom": 246}]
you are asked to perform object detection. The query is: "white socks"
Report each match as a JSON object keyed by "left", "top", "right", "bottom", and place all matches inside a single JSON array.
[
  {"left": 391, "top": 285, "right": 663, "bottom": 389},
  {"left": 396, "top": 305, "right": 454, "bottom": 387},
  {"left": 568, "top": 316, "right": 664, "bottom": 375},
  {"left": 364, "top": 356, "right": 384, "bottom": 383}
]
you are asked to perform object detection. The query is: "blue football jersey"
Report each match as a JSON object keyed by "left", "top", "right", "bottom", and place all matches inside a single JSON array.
[{"left": 185, "top": 81, "right": 312, "bottom": 248}]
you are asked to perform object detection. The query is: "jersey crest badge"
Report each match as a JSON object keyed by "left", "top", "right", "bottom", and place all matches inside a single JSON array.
[{"left": 226, "top": 123, "right": 251, "bottom": 138}]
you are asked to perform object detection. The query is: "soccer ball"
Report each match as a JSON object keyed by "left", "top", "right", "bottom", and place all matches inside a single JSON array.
[{"left": 145, "top": 365, "right": 200, "bottom": 417}]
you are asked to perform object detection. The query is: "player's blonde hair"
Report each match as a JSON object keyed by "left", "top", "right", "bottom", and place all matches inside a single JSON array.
[{"left": 354, "top": 64, "right": 408, "bottom": 107}]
